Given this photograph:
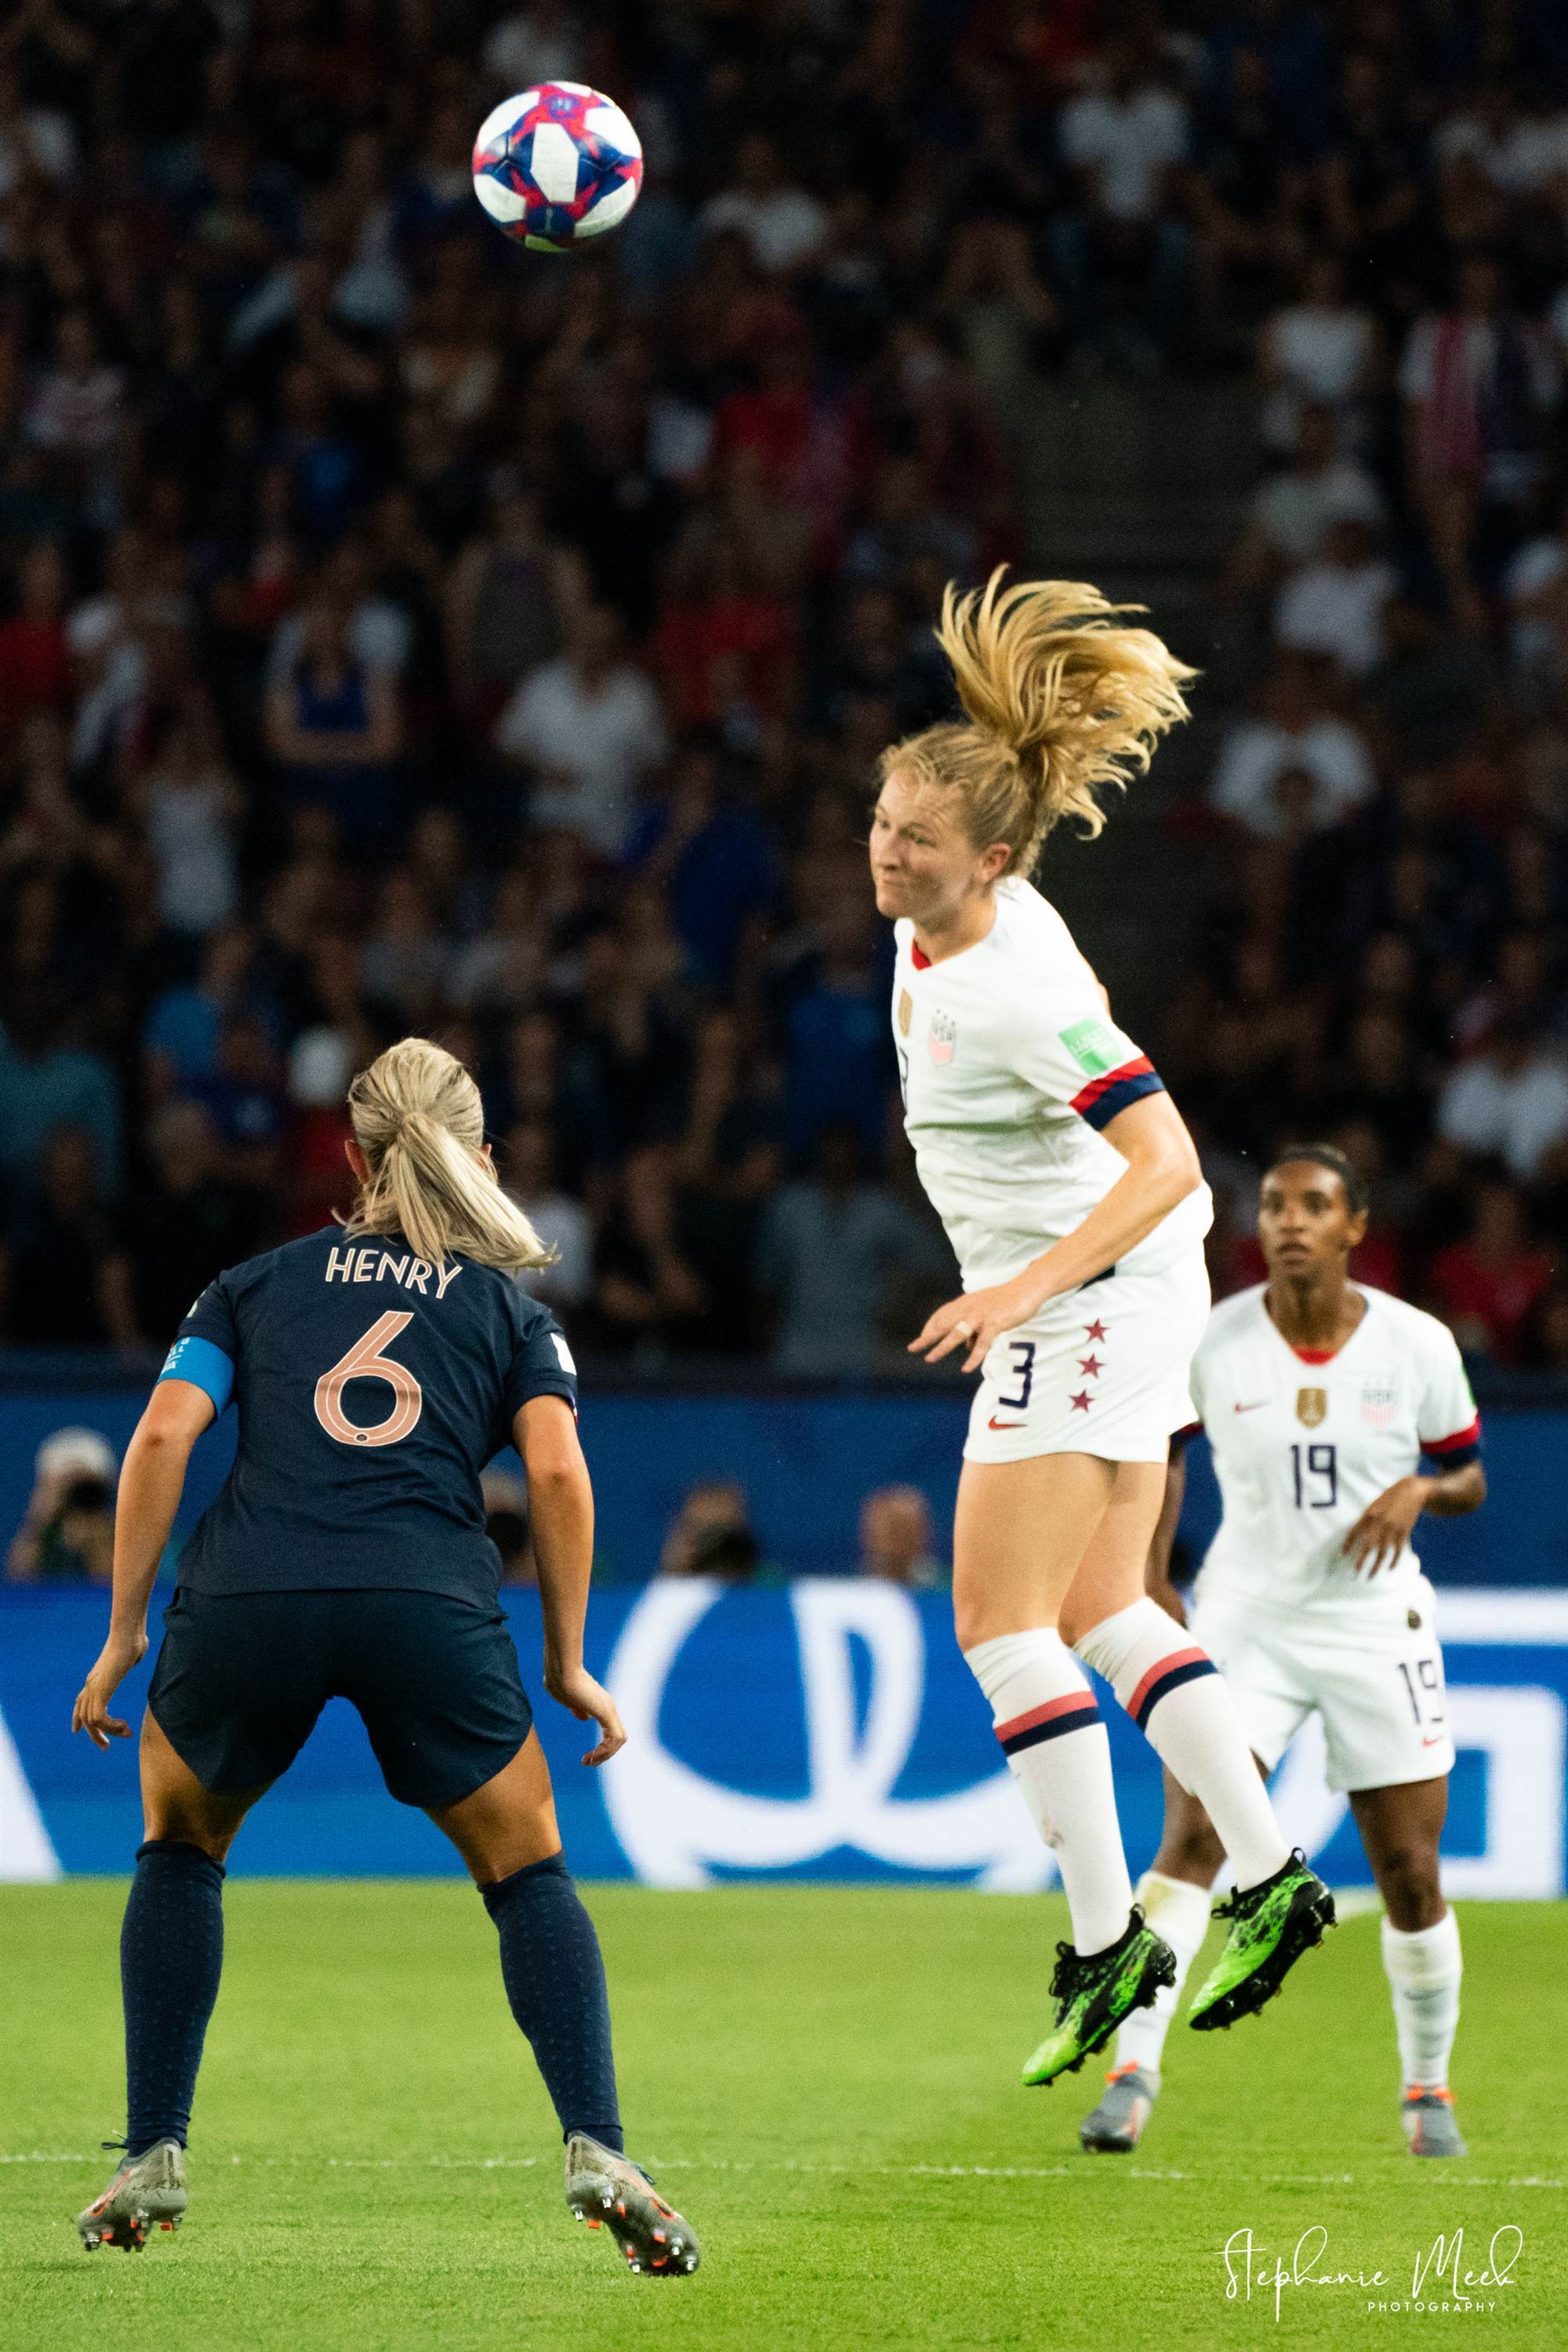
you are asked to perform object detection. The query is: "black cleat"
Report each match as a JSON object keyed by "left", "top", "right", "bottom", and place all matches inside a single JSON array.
[
  {"left": 1022, "top": 1910, "right": 1178, "bottom": 2086},
  {"left": 1188, "top": 1851, "right": 1335, "bottom": 2032}
]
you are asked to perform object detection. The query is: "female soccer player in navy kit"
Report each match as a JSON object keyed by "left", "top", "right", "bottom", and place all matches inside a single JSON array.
[{"left": 70, "top": 1039, "right": 699, "bottom": 2274}]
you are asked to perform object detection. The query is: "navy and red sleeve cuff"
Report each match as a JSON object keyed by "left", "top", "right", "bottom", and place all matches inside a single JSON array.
[
  {"left": 1421, "top": 1417, "right": 1482, "bottom": 1469},
  {"left": 1070, "top": 1056, "right": 1166, "bottom": 1131}
]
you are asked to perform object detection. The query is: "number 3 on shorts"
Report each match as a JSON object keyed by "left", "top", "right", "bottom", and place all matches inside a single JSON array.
[
  {"left": 315, "top": 1311, "right": 423, "bottom": 1448},
  {"left": 998, "top": 1339, "right": 1036, "bottom": 1411}
]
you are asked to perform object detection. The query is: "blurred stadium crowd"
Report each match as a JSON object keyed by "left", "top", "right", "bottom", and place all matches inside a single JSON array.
[{"left": 0, "top": 0, "right": 1566, "bottom": 1374}]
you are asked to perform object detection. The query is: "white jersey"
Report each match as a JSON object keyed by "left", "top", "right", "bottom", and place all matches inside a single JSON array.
[
  {"left": 892, "top": 878, "right": 1211, "bottom": 1288},
  {"left": 1191, "top": 1284, "right": 1481, "bottom": 1614}
]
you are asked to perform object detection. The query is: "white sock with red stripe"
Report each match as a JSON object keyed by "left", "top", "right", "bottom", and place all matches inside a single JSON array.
[
  {"left": 1111, "top": 1870, "right": 1214, "bottom": 2089},
  {"left": 964, "top": 1630, "right": 1133, "bottom": 1956},
  {"left": 1072, "top": 1599, "right": 1289, "bottom": 1891},
  {"left": 1381, "top": 1911, "right": 1461, "bottom": 2092}
]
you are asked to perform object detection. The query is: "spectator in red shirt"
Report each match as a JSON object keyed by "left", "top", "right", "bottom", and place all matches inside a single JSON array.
[
  {"left": 713, "top": 326, "right": 818, "bottom": 500},
  {"left": 1428, "top": 1180, "right": 1553, "bottom": 1362},
  {"left": 650, "top": 535, "right": 798, "bottom": 732},
  {"left": 0, "top": 539, "right": 72, "bottom": 729}
]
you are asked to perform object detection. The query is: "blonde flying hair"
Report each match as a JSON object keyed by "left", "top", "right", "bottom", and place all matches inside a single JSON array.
[
  {"left": 342, "top": 1037, "right": 554, "bottom": 1274},
  {"left": 881, "top": 570, "right": 1196, "bottom": 873}
]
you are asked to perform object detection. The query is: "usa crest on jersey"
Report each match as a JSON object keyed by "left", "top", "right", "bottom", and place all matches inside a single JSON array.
[
  {"left": 1361, "top": 1379, "right": 1397, "bottom": 1428},
  {"left": 927, "top": 1010, "right": 956, "bottom": 1065}
]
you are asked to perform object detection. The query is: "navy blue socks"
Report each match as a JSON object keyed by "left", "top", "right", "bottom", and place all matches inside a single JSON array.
[
  {"left": 481, "top": 1852, "right": 623, "bottom": 2152},
  {"left": 122, "top": 1839, "right": 226, "bottom": 2156}
]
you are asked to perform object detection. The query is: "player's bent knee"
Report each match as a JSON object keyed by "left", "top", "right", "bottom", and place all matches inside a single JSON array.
[
  {"left": 1375, "top": 1850, "right": 1444, "bottom": 1930},
  {"left": 953, "top": 1597, "right": 1058, "bottom": 1653},
  {"left": 142, "top": 1810, "right": 241, "bottom": 1862},
  {"left": 1156, "top": 1826, "right": 1225, "bottom": 1883}
]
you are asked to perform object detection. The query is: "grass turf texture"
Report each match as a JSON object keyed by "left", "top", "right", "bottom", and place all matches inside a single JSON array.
[{"left": 2, "top": 1884, "right": 1562, "bottom": 2352}]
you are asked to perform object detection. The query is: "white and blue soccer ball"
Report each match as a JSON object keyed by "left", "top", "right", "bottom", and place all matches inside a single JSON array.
[{"left": 472, "top": 83, "right": 643, "bottom": 253}]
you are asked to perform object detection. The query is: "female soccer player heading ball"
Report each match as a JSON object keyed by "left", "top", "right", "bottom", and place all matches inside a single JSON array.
[
  {"left": 70, "top": 1040, "right": 698, "bottom": 2274},
  {"left": 872, "top": 572, "right": 1334, "bottom": 2086},
  {"left": 1082, "top": 1145, "right": 1483, "bottom": 2158}
]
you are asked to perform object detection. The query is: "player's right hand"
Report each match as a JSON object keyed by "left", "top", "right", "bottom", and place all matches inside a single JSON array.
[
  {"left": 71, "top": 1628, "right": 150, "bottom": 1749},
  {"left": 544, "top": 1662, "right": 627, "bottom": 1767}
]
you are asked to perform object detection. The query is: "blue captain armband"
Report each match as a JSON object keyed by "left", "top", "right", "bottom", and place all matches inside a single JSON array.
[{"left": 158, "top": 1334, "right": 235, "bottom": 1415}]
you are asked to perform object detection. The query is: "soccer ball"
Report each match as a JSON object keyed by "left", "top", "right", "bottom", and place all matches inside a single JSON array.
[{"left": 472, "top": 83, "right": 643, "bottom": 253}]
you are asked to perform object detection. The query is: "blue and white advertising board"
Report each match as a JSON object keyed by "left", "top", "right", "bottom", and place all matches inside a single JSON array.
[{"left": 5, "top": 1583, "right": 1564, "bottom": 1897}]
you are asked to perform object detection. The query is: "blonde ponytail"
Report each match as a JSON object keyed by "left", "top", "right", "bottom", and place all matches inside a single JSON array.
[
  {"left": 880, "top": 570, "right": 1196, "bottom": 873},
  {"left": 342, "top": 1037, "right": 554, "bottom": 1274}
]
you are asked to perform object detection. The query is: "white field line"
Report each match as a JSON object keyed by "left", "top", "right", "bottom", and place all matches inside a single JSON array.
[{"left": 4, "top": 2151, "right": 1563, "bottom": 2190}]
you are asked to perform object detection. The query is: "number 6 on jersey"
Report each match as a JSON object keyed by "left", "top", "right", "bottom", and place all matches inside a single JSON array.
[{"left": 315, "top": 1312, "right": 423, "bottom": 1448}]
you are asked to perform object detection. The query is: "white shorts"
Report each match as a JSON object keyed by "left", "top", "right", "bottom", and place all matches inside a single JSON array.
[
  {"left": 1188, "top": 1575, "right": 1456, "bottom": 1794},
  {"left": 963, "top": 1250, "right": 1210, "bottom": 1465}
]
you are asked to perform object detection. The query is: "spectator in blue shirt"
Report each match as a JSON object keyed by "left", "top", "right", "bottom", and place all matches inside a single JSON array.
[
  {"left": 143, "top": 926, "right": 273, "bottom": 1102},
  {"left": 0, "top": 991, "right": 121, "bottom": 1195}
]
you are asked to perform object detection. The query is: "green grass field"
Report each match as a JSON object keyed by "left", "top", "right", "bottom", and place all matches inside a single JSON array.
[{"left": 2, "top": 1883, "right": 1562, "bottom": 2351}]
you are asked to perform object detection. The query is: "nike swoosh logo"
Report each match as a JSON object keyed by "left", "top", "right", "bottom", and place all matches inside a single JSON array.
[
  {"left": 988, "top": 1417, "right": 1025, "bottom": 1430},
  {"left": 1421, "top": 1735, "right": 1444, "bottom": 1747},
  {"left": 1233, "top": 1401, "right": 1268, "bottom": 1413}
]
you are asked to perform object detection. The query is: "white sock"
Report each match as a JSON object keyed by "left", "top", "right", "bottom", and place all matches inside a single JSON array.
[
  {"left": 1073, "top": 1599, "right": 1289, "bottom": 1890},
  {"left": 1381, "top": 1911, "right": 1462, "bottom": 2092},
  {"left": 965, "top": 1630, "right": 1133, "bottom": 1956},
  {"left": 1112, "top": 1870, "right": 1214, "bottom": 2089}
]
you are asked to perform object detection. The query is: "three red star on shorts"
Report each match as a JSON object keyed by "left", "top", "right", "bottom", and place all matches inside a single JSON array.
[
  {"left": 1069, "top": 1391, "right": 1092, "bottom": 1411},
  {"left": 1078, "top": 1354, "right": 1102, "bottom": 1377},
  {"left": 1083, "top": 1319, "right": 1108, "bottom": 1343}
]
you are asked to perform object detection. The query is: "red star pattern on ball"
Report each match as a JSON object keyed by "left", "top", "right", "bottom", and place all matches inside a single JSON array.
[
  {"left": 1083, "top": 1319, "right": 1108, "bottom": 1343},
  {"left": 1069, "top": 1390, "right": 1092, "bottom": 1412},
  {"left": 1078, "top": 1354, "right": 1102, "bottom": 1377}
]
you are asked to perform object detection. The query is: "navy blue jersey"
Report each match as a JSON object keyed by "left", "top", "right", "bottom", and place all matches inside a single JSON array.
[{"left": 159, "top": 1227, "right": 577, "bottom": 1603}]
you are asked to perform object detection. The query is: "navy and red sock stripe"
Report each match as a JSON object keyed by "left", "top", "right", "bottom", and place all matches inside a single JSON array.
[
  {"left": 1127, "top": 1647, "right": 1217, "bottom": 1733},
  {"left": 996, "top": 1691, "right": 1102, "bottom": 1755}
]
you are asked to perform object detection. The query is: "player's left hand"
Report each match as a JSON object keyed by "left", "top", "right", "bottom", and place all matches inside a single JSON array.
[
  {"left": 71, "top": 1628, "right": 149, "bottom": 1749},
  {"left": 1341, "top": 1476, "right": 1432, "bottom": 1578},
  {"left": 545, "top": 1661, "right": 627, "bottom": 1767},
  {"left": 909, "top": 1277, "right": 1043, "bottom": 1375}
]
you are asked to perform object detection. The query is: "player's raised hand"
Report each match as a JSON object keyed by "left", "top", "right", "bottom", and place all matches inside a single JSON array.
[
  {"left": 71, "top": 1628, "right": 149, "bottom": 1749},
  {"left": 1341, "top": 1475, "right": 1431, "bottom": 1577},
  {"left": 545, "top": 1661, "right": 627, "bottom": 1767},
  {"left": 909, "top": 1277, "right": 1040, "bottom": 1374}
]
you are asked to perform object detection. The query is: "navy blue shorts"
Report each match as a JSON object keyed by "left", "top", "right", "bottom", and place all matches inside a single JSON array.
[{"left": 147, "top": 1588, "right": 533, "bottom": 1810}]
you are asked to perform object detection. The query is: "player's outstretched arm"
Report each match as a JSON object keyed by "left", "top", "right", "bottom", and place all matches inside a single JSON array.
[
  {"left": 71, "top": 1379, "right": 215, "bottom": 1748},
  {"left": 910, "top": 1093, "right": 1204, "bottom": 1372},
  {"left": 1341, "top": 1460, "right": 1486, "bottom": 1578},
  {"left": 516, "top": 1396, "right": 626, "bottom": 1767}
]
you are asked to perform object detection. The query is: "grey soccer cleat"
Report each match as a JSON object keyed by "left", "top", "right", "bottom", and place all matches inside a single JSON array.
[
  {"left": 564, "top": 2133, "right": 700, "bottom": 2276},
  {"left": 1080, "top": 2063, "right": 1157, "bottom": 2154},
  {"left": 77, "top": 2139, "right": 187, "bottom": 2251},
  {"left": 1402, "top": 2089, "right": 1468, "bottom": 2158}
]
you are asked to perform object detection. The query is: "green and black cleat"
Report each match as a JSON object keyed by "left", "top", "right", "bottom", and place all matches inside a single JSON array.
[
  {"left": 564, "top": 2134, "right": 700, "bottom": 2277},
  {"left": 77, "top": 2139, "right": 187, "bottom": 2252},
  {"left": 1187, "top": 1850, "right": 1335, "bottom": 2033},
  {"left": 1022, "top": 1910, "right": 1177, "bottom": 2088}
]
